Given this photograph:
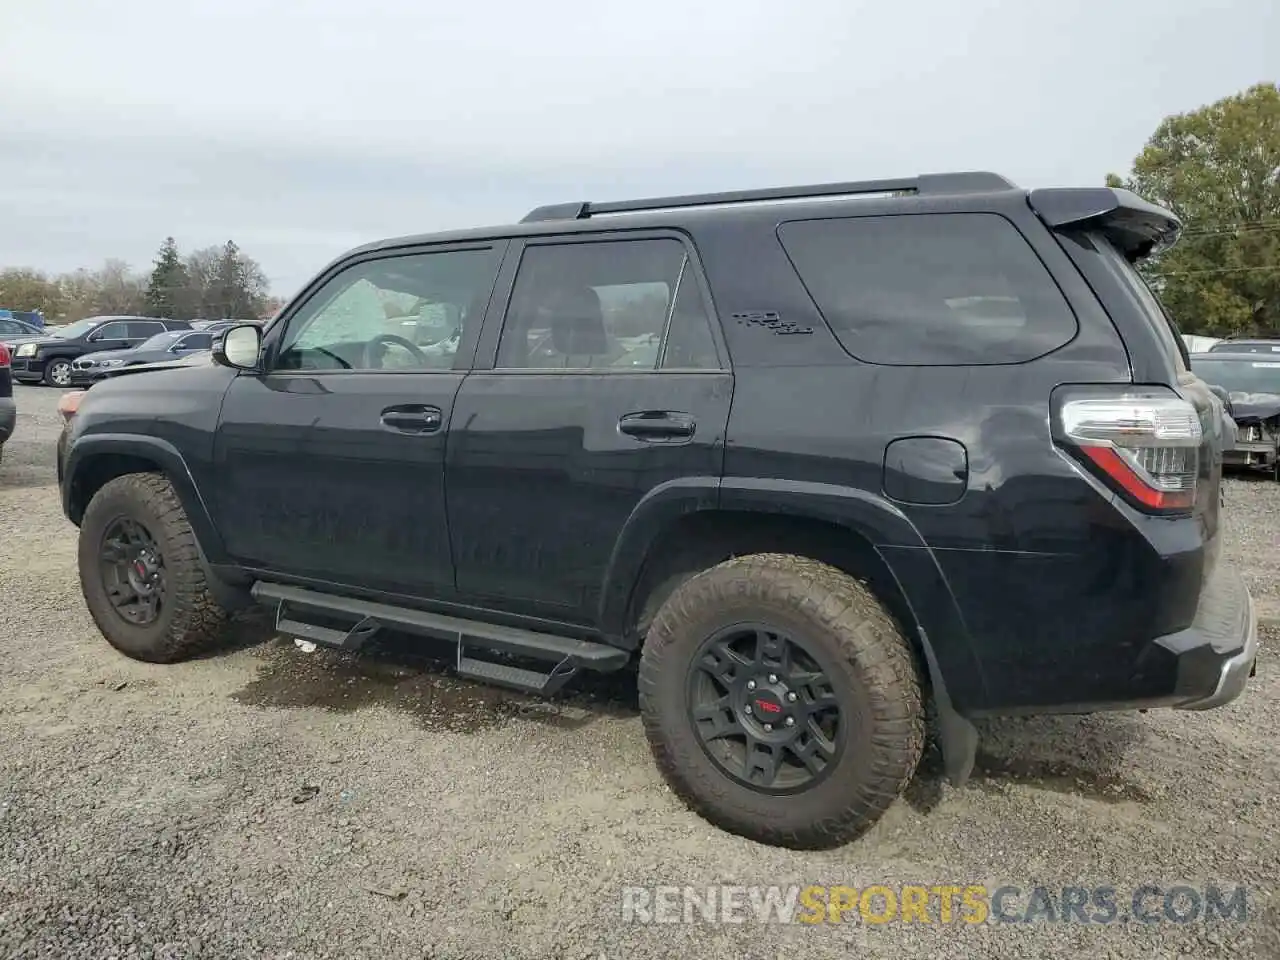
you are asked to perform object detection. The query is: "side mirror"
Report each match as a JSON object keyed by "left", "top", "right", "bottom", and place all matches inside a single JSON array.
[{"left": 213, "top": 323, "right": 262, "bottom": 371}]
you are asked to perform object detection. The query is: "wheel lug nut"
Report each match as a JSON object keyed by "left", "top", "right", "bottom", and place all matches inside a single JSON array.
[
  {"left": 785, "top": 717, "right": 795, "bottom": 727},
  {"left": 768, "top": 674, "right": 778, "bottom": 683},
  {"left": 746, "top": 680, "right": 756, "bottom": 691},
  {"left": 787, "top": 692, "right": 797, "bottom": 702},
  {"left": 763, "top": 723, "right": 773, "bottom": 732}
]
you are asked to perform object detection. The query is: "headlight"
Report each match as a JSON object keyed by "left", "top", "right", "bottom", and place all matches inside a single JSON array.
[
  {"left": 102, "top": 359, "right": 123, "bottom": 367},
  {"left": 16, "top": 343, "right": 37, "bottom": 357}
]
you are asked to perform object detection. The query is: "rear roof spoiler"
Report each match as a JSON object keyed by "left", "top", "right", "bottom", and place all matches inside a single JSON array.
[{"left": 1028, "top": 187, "right": 1182, "bottom": 260}]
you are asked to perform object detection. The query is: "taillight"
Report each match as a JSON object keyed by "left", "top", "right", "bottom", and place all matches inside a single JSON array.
[
  {"left": 1057, "top": 389, "right": 1202, "bottom": 513},
  {"left": 58, "top": 390, "right": 85, "bottom": 421},
  {"left": 0, "top": 343, "right": 9, "bottom": 367}
]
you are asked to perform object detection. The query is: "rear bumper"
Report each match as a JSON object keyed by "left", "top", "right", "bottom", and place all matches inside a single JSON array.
[
  {"left": 1223, "top": 441, "right": 1275, "bottom": 467},
  {"left": 1168, "top": 564, "right": 1259, "bottom": 710},
  {"left": 0, "top": 397, "right": 14, "bottom": 444}
]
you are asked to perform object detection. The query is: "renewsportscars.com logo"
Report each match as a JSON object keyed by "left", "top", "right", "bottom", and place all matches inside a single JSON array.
[{"left": 621, "top": 884, "right": 1250, "bottom": 926}]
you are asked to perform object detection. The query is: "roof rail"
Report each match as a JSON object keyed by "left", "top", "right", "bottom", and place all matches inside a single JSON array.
[{"left": 519, "top": 171, "right": 1017, "bottom": 223}]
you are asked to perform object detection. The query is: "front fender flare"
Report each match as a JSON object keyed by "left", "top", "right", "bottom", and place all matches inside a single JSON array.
[{"left": 63, "top": 432, "right": 227, "bottom": 565}]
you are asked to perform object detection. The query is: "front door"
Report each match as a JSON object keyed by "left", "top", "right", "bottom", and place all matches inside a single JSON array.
[
  {"left": 83, "top": 320, "right": 133, "bottom": 352},
  {"left": 210, "top": 242, "right": 507, "bottom": 597},
  {"left": 447, "top": 234, "right": 732, "bottom": 620}
]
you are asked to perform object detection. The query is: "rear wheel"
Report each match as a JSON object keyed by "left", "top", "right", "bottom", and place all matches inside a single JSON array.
[
  {"left": 43, "top": 359, "right": 72, "bottom": 387},
  {"left": 639, "top": 553, "right": 924, "bottom": 849},
  {"left": 78, "top": 473, "right": 230, "bottom": 663}
]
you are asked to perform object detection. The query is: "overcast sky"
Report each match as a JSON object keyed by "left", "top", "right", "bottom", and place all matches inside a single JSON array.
[{"left": 1, "top": 0, "right": 1275, "bottom": 296}]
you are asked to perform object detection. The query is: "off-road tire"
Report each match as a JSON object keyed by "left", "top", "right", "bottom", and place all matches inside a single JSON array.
[
  {"left": 639, "top": 553, "right": 925, "bottom": 849},
  {"left": 43, "top": 359, "right": 72, "bottom": 388},
  {"left": 78, "top": 473, "right": 230, "bottom": 663}
]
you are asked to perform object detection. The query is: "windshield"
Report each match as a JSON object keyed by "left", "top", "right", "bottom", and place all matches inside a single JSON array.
[
  {"left": 1191, "top": 357, "right": 1280, "bottom": 395},
  {"left": 1207, "top": 341, "right": 1280, "bottom": 355},
  {"left": 138, "top": 332, "right": 184, "bottom": 350}
]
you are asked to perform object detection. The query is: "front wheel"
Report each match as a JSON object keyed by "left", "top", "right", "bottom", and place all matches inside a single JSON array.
[
  {"left": 639, "top": 553, "right": 924, "bottom": 849},
  {"left": 43, "top": 359, "right": 72, "bottom": 387},
  {"left": 78, "top": 473, "right": 230, "bottom": 663}
]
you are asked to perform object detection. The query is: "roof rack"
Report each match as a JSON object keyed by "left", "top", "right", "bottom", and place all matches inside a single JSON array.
[{"left": 519, "top": 171, "right": 1017, "bottom": 223}]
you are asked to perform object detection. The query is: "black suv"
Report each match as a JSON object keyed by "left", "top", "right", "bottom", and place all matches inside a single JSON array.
[
  {"left": 57, "top": 172, "right": 1258, "bottom": 849},
  {"left": 13, "top": 315, "right": 191, "bottom": 387}
]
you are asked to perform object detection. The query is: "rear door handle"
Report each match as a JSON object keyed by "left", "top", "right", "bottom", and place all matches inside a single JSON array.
[
  {"left": 380, "top": 404, "right": 443, "bottom": 434},
  {"left": 618, "top": 411, "right": 696, "bottom": 442}
]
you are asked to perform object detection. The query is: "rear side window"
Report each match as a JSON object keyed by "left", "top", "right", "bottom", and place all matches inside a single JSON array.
[
  {"left": 127, "top": 321, "right": 165, "bottom": 338},
  {"left": 495, "top": 238, "right": 721, "bottom": 371},
  {"left": 778, "top": 213, "right": 1077, "bottom": 365}
]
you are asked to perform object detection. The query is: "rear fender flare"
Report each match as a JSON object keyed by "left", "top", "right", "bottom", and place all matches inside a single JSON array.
[{"left": 602, "top": 476, "right": 988, "bottom": 720}]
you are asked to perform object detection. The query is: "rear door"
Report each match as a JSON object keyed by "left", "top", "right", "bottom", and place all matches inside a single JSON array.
[{"left": 446, "top": 233, "right": 731, "bottom": 622}]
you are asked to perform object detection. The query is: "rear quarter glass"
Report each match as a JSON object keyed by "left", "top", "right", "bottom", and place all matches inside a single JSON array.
[{"left": 776, "top": 212, "right": 1078, "bottom": 366}]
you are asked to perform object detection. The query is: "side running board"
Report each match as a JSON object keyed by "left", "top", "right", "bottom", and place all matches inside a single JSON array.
[{"left": 250, "top": 582, "right": 630, "bottom": 696}]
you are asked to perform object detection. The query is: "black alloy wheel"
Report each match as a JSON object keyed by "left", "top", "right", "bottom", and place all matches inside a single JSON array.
[
  {"left": 687, "top": 622, "right": 843, "bottom": 793},
  {"left": 99, "top": 516, "right": 167, "bottom": 626}
]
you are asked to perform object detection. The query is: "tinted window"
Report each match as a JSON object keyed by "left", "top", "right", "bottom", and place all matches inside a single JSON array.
[
  {"left": 0, "top": 320, "right": 24, "bottom": 335},
  {"left": 778, "top": 213, "right": 1077, "bottom": 366},
  {"left": 177, "top": 333, "right": 213, "bottom": 350},
  {"left": 127, "top": 321, "right": 165, "bottom": 339},
  {"left": 496, "top": 238, "right": 718, "bottom": 370},
  {"left": 91, "top": 322, "right": 131, "bottom": 340},
  {"left": 278, "top": 247, "right": 503, "bottom": 372},
  {"left": 660, "top": 267, "right": 720, "bottom": 369},
  {"left": 138, "top": 332, "right": 184, "bottom": 350}
]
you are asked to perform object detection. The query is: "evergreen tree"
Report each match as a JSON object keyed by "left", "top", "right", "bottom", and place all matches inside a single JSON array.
[{"left": 144, "top": 237, "right": 191, "bottom": 319}]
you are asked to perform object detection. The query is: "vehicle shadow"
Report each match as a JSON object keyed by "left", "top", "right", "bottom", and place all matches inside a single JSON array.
[
  {"left": 905, "top": 711, "right": 1154, "bottom": 811},
  {"left": 226, "top": 614, "right": 639, "bottom": 734},
  {"left": 226, "top": 615, "right": 1154, "bottom": 807}
]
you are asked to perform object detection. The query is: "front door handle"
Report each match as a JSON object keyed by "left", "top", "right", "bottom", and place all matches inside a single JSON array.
[
  {"left": 618, "top": 411, "right": 696, "bottom": 442},
  {"left": 380, "top": 404, "right": 443, "bottom": 434}
]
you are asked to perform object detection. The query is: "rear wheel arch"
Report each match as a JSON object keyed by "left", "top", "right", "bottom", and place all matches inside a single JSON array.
[
  {"left": 620, "top": 509, "right": 921, "bottom": 658},
  {"left": 616, "top": 503, "right": 984, "bottom": 788}
]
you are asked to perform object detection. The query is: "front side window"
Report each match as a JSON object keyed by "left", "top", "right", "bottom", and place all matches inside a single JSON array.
[
  {"left": 495, "top": 238, "right": 720, "bottom": 370},
  {"left": 90, "top": 322, "right": 130, "bottom": 341},
  {"left": 277, "top": 247, "right": 504, "bottom": 372},
  {"left": 778, "top": 213, "right": 1078, "bottom": 366},
  {"left": 175, "top": 333, "right": 213, "bottom": 351}
]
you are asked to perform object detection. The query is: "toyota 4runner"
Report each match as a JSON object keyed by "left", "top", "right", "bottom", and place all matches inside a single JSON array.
[{"left": 57, "top": 171, "right": 1259, "bottom": 849}]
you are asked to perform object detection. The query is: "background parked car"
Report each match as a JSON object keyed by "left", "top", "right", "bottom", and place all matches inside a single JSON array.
[
  {"left": 70, "top": 329, "right": 216, "bottom": 385},
  {"left": 1207, "top": 338, "right": 1280, "bottom": 355},
  {"left": 0, "top": 342, "right": 14, "bottom": 462},
  {"left": 0, "top": 317, "right": 52, "bottom": 353},
  {"left": 11, "top": 316, "right": 191, "bottom": 387}
]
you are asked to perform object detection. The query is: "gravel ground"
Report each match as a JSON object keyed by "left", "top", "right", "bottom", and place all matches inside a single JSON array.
[{"left": 0, "top": 383, "right": 1277, "bottom": 960}]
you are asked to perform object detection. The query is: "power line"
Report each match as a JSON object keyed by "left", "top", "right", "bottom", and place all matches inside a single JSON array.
[
  {"left": 1181, "top": 224, "right": 1280, "bottom": 239},
  {"left": 1151, "top": 264, "right": 1280, "bottom": 278}
]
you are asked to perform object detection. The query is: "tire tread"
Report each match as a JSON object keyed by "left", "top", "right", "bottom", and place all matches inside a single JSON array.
[{"left": 638, "top": 552, "right": 925, "bottom": 849}]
